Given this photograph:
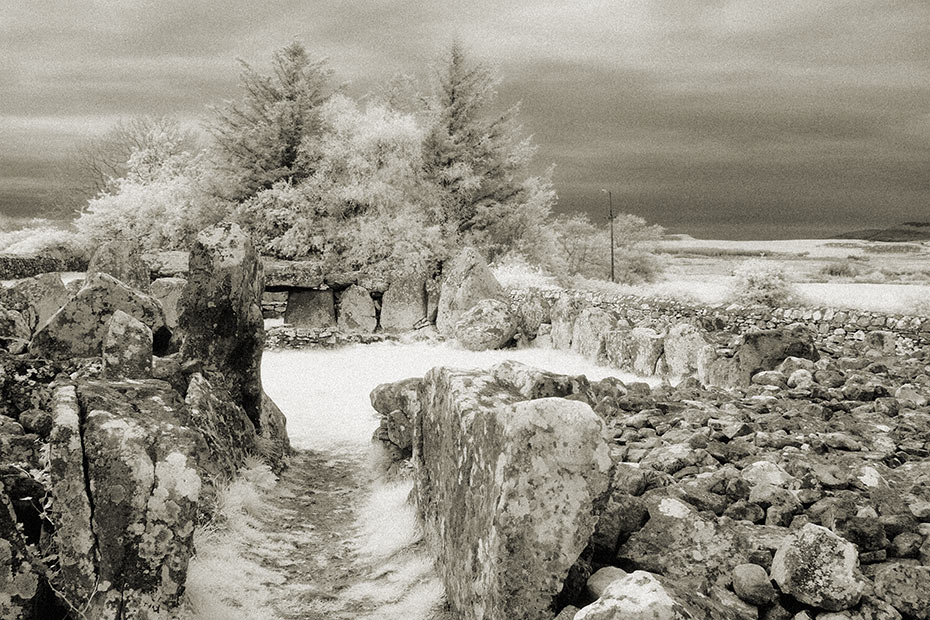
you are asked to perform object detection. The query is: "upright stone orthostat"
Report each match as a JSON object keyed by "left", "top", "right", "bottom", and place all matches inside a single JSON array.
[{"left": 415, "top": 367, "right": 612, "bottom": 620}]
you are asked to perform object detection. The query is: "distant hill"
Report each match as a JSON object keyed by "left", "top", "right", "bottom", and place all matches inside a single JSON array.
[{"left": 831, "top": 222, "right": 930, "bottom": 242}]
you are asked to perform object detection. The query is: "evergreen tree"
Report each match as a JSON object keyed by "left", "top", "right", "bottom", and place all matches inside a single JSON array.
[
  {"left": 207, "top": 42, "right": 333, "bottom": 200},
  {"left": 422, "top": 43, "right": 555, "bottom": 258}
]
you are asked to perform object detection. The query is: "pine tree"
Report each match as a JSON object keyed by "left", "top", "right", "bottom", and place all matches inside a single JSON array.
[
  {"left": 207, "top": 42, "right": 333, "bottom": 200},
  {"left": 422, "top": 43, "right": 553, "bottom": 256}
]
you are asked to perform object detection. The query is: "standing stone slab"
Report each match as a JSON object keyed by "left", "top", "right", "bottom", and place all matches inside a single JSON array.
[
  {"left": 415, "top": 367, "right": 612, "bottom": 620},
  {"left": 571, "top": 307, "right": 616, "bottom": 363},
  {"left": 435, "top": 247, "right": 506, "bottom": 336},
  {"left": 284, "top": 289, "right": 336, "bottom": 329},
  {"left": 179, "top": 223, "right": 265, "bottom": 426},
  {"left": 1, "top": 272, "right": 70, "bottom": 332},
  {"left": 337, "top": 285, "right": 377, "bottom": 333},
  {"left": 47, "top": 385, "right": 97, "bottom": 606},
  {"left": 149, "top": 277, "right": 187, "bottom": 332},
  {"left": 380, "top": 275, "right": 427, "bottom": 331}
]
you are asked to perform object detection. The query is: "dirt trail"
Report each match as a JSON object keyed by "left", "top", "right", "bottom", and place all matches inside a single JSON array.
[{"left": 208, "top": 447, "right": 447, "bottom": 620}]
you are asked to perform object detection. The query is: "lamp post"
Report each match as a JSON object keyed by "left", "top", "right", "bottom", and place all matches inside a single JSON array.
[{"left": 601, "top": 189, "right": 615, "bottom": 283}]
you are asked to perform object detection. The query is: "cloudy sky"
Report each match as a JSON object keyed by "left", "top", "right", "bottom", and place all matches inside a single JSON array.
[{"left": 2, "top": 0, "right": 928, "bottom": 238}]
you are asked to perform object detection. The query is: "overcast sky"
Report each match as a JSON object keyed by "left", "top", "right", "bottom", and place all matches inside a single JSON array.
[{"left": 2, "top": 0, "right": 928, "bottom": 238}]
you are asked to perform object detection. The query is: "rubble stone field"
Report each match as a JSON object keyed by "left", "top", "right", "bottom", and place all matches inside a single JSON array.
[{"left": 1, "top": 237, "right": 929, "bottom": 620}]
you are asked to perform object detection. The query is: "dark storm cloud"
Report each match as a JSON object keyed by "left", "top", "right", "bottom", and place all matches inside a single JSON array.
[{"left": 1, "top": 0, "right": 928, "bottom": 236}]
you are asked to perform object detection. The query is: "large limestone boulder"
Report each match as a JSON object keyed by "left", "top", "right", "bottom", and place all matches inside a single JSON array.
[
  {"left": 514, "top": 289, "right": 551, "bottom": 340},
  {"left": 0, "top": 309, "right": 30, "bottom": 343},
  {"left": 78, "top": 379, "right": 206, "bottom": 618},
  {"left": 47, "top": 385, "right": 96, "bottom": 603},
  {"left": 149, "top": 276, "right": 187, "bottom": 332},
  {"left": 29, "top": 272, "right": 169, "bottom": 360},
  {"left": 142, "top": 250, "right": 190, "bottom": 278},
  {"left": 380, "top": 274, "right": 427, "bottom": 331},
  {"left": 551, "top": 296, "right": 585, "bottom": 350},
  {"left": 873, "top": 563, "right": 930, "bottom": 620},
  {"left": 102, "top": 310, "right": 153, "bottom": 379},
  {"left": 263, "top": 258, "right": 324, "bottom": 288},
  {"left": 697, "top": 345, "right": 742, "bottom": 388},
  {"left": 454, "top": 299, "right": 517, "bottom": 350},
  {"left": 415, "top": 366, "right": 612, "bottom": 620},
  {"left": 180, "top": 223, "right": 264, "bottom": 427},
  {"left": 185, "top": 372, "right": 257, "bottom": 479},
  {"left": 737, "top": 324, "right": 819, "bottom": 385},
  {"left": 0, "top": 272, "right": 69, "bottom": 332},
  {"left": 435, "top": 247, "right": 506, "bottom": 336},
  {"left": 607, "top": 327, "right": 665, "bottom": 375},
  {"left": 574, "top": 570, "right": 739, "bottom": 620},
  {"left": 571, "top": 307, "right": 616, "bottom": 363},
  {"left": 284, "top": 289, "right": 336, "bottom": 328},
  {"left": 337, "top": 285, "right": 377, "bottom": 333},
  {"left": 770, "top": 523, "right": 865, "bottom": 611},
  {"left": 664, "top": 322, "right": 709, "bottom": 378},
  {"left": 87, "top": 239, "right": 151, "bottom": 290}
]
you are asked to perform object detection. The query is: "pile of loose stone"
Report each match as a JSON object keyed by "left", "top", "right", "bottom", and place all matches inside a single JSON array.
[{"left": 373, "top": 324, "right": 930, "bottom": 620}]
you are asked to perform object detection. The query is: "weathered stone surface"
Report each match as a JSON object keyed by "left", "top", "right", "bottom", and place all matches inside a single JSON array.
[
  {"left": 258, "top": 392, "right": 290, "bottom": 472},
  {"left": 180, "top": 223, "right": 265, "bottom": 427},
  {"left": 149, "top": 276, "right": 187, "bottom": 332},
  {"left": 873, "top": 563, "right": 930, "bottom": 619},
  {"left": 79, "top": 379, "right": 206, "bottom": 617},
  {"left": 454, "top": 299, "right": 517, "bottom": 350},
  {"left": 551, "top": 296, "right": 585, "bottom": 350},
  {"left": 46, "top": 385, "right": 97, "bottom": 605},
  {"left": 0, "top": 310, "right": 30, "bottom": 342},
  {"left": 697, "top": 345, "right": 742, "bottom": 388},
  {"left": 380, "top": 274, "right": 427, "bottom": 331},
  {"left": 0, "top": 485, "right": 40, "bottom": 619},
  {"left": 738, "top": 325, "right": 819, "bottom": 385},
  {"left": 490, "top": 360, "right": 586, "bottom": 400},
  {"left": 263, "top": 257, "right": 324, "bottom": 288},
  {"left": 102, "top": 310, "right": 153, "bottom": 379},
  {"left": 770, "top": 523, "right": 865, "bottom": 611},
  {"left": 184, "top": 372, "right": 257, "bottom": 479},
  {"left": 571, "top": 307, "right": 616, "bottom": 362},
  {"left": 574, "top": 570, "right": 739, "bottom": 620},
  {"left": 28, "top": 272, "right": 169, "bottom": 360},
  {"left": 284, "top": 289, "right": 336, "bottom": 328},
  {"left": 337, "top": 285, "right": 377, "bottom": 333},
  {"left": 607, "top": 327, "right": 665, "bottom": 375},
  {"left": 733, "top": 563, "right": 777, "bottom": 606},
  {"left": 435, "top": 247, "right": 506, "bottom": 336},
  {"left": 87, "top": 239, "right": 151, "bottom": 290},
  {"left": 142, "top": 250, "right": 189, "bottom": 278},
  {"left": 515, "top": 288, "right": 550, "bottom": 339},
  {"left": 415, "top": 367, "right": 612, "bottom": 620},
  {"left": 664, "top": 322, "right": 710, "bottom": 378},
  {"left": 0, "top": 272, "right": 69, "bottom": 331}
]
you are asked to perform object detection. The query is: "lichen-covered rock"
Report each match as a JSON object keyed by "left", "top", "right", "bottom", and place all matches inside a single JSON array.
[
  {"left": 258, "top": 392, "right": 290, "bottom": 472},
  {"left": 380, "top": 274, "right": 427, "bottom": 331},
  {"left": 435, "top": 247, "right": 506, "bottom": 336},
  {"left": 180, "top": 222, "right": 265, "bottom": 427},
  {"left": 263, "top": 257, "right": 324, "bottom": 288},
  {"left": 551, "top": 296, "right": 585, "bottom": 350},
  {"left": 574, "top": 570, "right": 738, "bottom": 620},
  {"left": 490, "top": 360, "right": 588, "bottom": 401},
  {"left": 664, "top": 322, "right": 710, "bottom": 378},
  {"left": 102, "top": 310, "right": 153, "bottom": 379},
  {"left": 184, "top": 372, "right": 257, "bottom": 479},
  {"left": 514, "top": 289, "right": 550, "bottom": 339},
  {"left": 149, "top": 276, "right": 187, "bottom": 332},
  {"left": 0, "top": 484, "right": 40, "bottom": 619},
  {"left": 737, "top": 324, "right": 819, "bottom": 385},
  {"left": 607, "top": 327, "right": 665, "bottom": 375},
  {"left": 732, "top": 563, "right": 777, "bottom": 606},
  {"left": 79, "top": 379, "right": 206, "bottom": 617},
  {"left": 571, "top": 307, "right": 616, "bottom": 363},
  {"left": 87, "top": 239, "right": 151, "bottom": 290},
  {"left": 142, "top": 250, "right": 189, "bottom": 278},
  {"left": 0, "top": 272, "right": 69, "bottom": 332},
  {"left": 415, "top": 366, "right": 612, "bottom": 620},
  {"left": 46, "top": 385, "right": 97, "bottom": 604},
  {"left": 873, "top": 563, "right": 930, "bottom": 620},
  {"left": 28, "top": 272, "right": 169, "bottom": 360},
  {"left": 337, "top": 285, "right": 377, "bottom": 333},
  {"left": 0, "top": 310, "right": 30, "bottom": 342},
  {"left": 770, "top": 523, "right": 865, "bottom": 611},
  {"left": 697, "top": 345, "right": 742, "bottom": 388},
  {"left": 284, "top": 289, "right": 336, "bottom": 328},
  {"left": 454, "top": 299, "right": 517, "bottom": 350}
]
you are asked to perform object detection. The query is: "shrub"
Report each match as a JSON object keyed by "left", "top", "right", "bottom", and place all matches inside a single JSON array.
[
  {"left": 490, "top": 253, "right": 560, "bottom": 289},
  {"left": 818, "top": 261, "right": 860, "bottom": 278},
  {"left": 0, "top": 220, "right": 90, "bottom": 263},
  {"left": 729, "top": 259, "right": 796, "bottom": 307}
]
